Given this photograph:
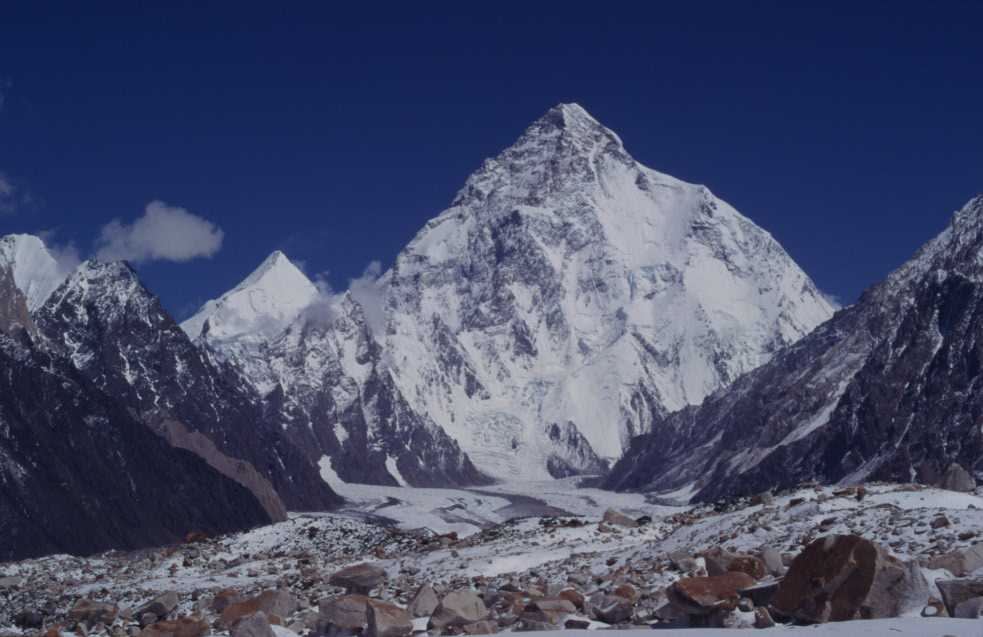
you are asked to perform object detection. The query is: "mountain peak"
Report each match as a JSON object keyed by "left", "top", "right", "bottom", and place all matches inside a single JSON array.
[
  {"left": 180, "top": 250, "right": 318, "bottom": 342},
  {"left": 0, "top": 233, "right": 74, "bottom": 311}
]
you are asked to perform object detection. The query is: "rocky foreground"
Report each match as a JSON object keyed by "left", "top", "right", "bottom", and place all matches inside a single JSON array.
[{"left": 2, "top": 482, "right": 983, "bottom": 636}]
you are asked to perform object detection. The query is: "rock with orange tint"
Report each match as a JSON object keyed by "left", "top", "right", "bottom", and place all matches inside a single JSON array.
[{"left": 666, "top": 572, "right": 755, "bottom": 615}]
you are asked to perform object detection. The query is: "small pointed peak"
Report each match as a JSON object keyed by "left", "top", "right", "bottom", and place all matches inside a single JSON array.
[{"left": 238, "top": 249, "right": 311, "bottom": 291}]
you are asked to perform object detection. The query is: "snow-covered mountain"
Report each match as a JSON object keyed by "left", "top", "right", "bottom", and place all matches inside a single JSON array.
[
  {"left": 380, "top": 103, "right": 833, "bottom": 479},
  {"left": 33, "top": 259, "right": 341, "bottom": 516},
  {"left": 606, "top": 195, "right": 983, "bottom": 502},
  {"left": 191, "top": 103, "right": 835, "bottom": 481},
  {"left": 0, "top": 234, "right": 71, "bottom": 311},
  {"left": 184, "top": 261, "right": 488, "bottom": 488}
]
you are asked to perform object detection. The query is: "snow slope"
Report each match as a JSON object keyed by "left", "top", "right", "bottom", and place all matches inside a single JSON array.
[{"left": 0, "top": 234, "right": 73, "bottom": 311}]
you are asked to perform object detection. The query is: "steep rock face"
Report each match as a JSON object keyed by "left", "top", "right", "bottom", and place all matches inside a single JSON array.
[
  {"left": 0, "top": 261, "right": 34, "bottom": 338},
  {"left": 380, "top": 103, "right": 834, "bottom": 479},
  {"left": 33, "top": 261, "right": 341, "bottom": 514},
  {"left": 607, "top": 195, "right": 983, "bottom": 502},
  {"left": 0, "top": 331, "right": 270, "bottom": 561}
]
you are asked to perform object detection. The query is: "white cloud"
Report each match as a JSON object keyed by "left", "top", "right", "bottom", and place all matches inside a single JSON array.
[
  {"left": 95, "top": 200, "right": 224, "bottom": 263},
  {"left": 38, "top": 229, "right": 82, "bottom": 277},
  {"left": 348, "top": 261, "right": 388, "bottom": 338}
]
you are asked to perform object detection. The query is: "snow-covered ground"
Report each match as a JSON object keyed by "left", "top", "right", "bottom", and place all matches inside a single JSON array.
[{"left": 2, "top": 480, "right": 982, "bottom": 635}]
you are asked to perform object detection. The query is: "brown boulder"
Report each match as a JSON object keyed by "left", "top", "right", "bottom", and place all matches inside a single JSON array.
[
  {"left": 926, "top": 543, "right": 983, "bottom": 576},
  {"left": 557, "top": 589, "right": 585, "bottom": 610},
  {"left": 667, "top": 573, "right": 755, "bottom": 615},
  {"left": 701, "top": 547, "right": 766, "bottom": 580},
  {"left": 772, "top": 534, "right": 927, "bottom": 623},
  {"left": 230, "top": 612, "right": 275, "bottom": 637},
  {"left": 592, "top": 595, "right": 633, "bottom": 624}
]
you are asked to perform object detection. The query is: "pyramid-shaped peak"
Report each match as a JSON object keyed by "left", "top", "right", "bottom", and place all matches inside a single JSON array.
[{"left": 237, "top": 250, "right": 311, "bottom": 291}]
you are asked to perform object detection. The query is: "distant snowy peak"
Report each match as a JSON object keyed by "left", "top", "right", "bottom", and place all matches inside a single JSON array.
[
  {"left": 0, "top": 234, "right": 73, "bottom": 311},
  {"left": 181, "top": 250, "right": 318, "bottom": 342}
]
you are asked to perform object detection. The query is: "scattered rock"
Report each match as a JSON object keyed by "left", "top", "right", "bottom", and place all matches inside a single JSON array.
[
  {"left": 221, "top": 590, "right": 297, "bottom": 629},
  {"left": 318, "top": 595, "right": 373, "bottom": 633},
  {"left": 138, "top": 617, "right": 209, "bottom": 637},
  {"left": 70, "top": 600, "right": 119, "bottom": 627},
  {"left": 461, "top": 620, "right": 498, "bottom": 634},
  {"left": 772, "top": 534, "right": 927, "bottom": 623}
]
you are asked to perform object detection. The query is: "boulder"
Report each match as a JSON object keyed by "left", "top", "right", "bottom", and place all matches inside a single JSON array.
[
  {"left": 137, "top": 592, "right": 179, "bottom": 621},
  {"left": 601, "top": 509, "right": 638, "bottom": 528},
  {"left": 70, "top": 599, "right": 119, "bottom": 626},
  {"left": 954, "top": 596, "right": 983, "bottom": 619},
  {"left": 329, "top": 563, "right": 387, "bottom": 595},
  {"left": 701, "top": 548, "right": 765, "bottom": 580},
  {"left": 318, "top": 595, "right": 373, "bottom": 632},
  {"left": 366, "top": 602, "right": 412, "bottom": 637},
  {"left": 407, "top": 584, "right": 439, "bottom": 618},
  {"left": 592, "top": 594, "right": 633, "bottom": 624},
  {"left": 210, "top": 589, "right": 242, "bottom": 614},
  {"left": 667, "top": 573, "right": 754, "bottom": 615},
  {"left": 558, "top": 589, "right": 584, "bottom": 610},
  {"left": 942, "top": 463, "right": 976, "bottom": 492},
  {"left": 138, "top": 617, "right": 209, "bottom": 637},
  {"left": 937, "top": 578, "right": 983, "bottom": 617},
  {"left": 13, "top": 610, "right": 43, "bottom": 629},
  {"left": 428, "top": 590, "right": 489, "bottom": 630},
  {"left": 926, "top": 543, "right": 983, "bottom": 576},
  {"left": 772, "top": 534, "right": 927, "bottom": 623},
  {"left": 753, "top": 608, "right": 775, "bottom": 629},
  {"left": 231, "top": 612, "right": 275, "bottom": 637}
]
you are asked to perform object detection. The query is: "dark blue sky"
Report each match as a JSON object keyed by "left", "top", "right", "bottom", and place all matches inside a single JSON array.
[{"left": 1, "top": 3, "right": 980, "bottom": 316}]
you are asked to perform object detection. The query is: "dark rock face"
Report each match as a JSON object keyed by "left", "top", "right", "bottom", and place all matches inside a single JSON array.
[
  {"left": 607, "top": 195, "right": 983, "bottom": 501},
  {"left": 33, "top": 261, "right": 341, "bottom": 513},
  {"left": 0, "top": 333, "right": 270, "bottom": 561}
]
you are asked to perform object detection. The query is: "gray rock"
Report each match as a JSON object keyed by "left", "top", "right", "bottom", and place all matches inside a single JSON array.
[
  {"left": 329, "top": 563, "right": 387, "bottom": 594},
  {"left": 231, "top": 612, "right": 276, "bottom": 637},
  {"left": 593, "top": 595, "right": 633, "bottom": 624},
  {"left": 366, "top": 602, "right": 412, "bottom": 637},
  {"left": 942, "top": 463, "right": 976, "bottom": 492},
  {"left": 137, "top": 591, "right": 179, "bottom": 621},
  {"left": 954, "top": 596, "right": 983, "bottom": 619},
  {"left": 759, "top": 546, "right": 785, "bottom": 576},
  {"left": 601, "top": 509, "right": 638, "bottom": 528},
  {"left": 938, "top": 578, "right": 983, "bottom": 617},
  {"left": 926, "top": 543, "right": 983, "bottom": 577},
  {"left": 428, "top": 590, "right": 489, "bottom": 629},
  {"left": 0, "top": 576, "right": 24, "bottom": 591},
  {"left": 408, "top": 584, "right": 439, "bottom": 618},
  {"left": 318, "top": 595, "right": 373, "bottom": 632}
]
